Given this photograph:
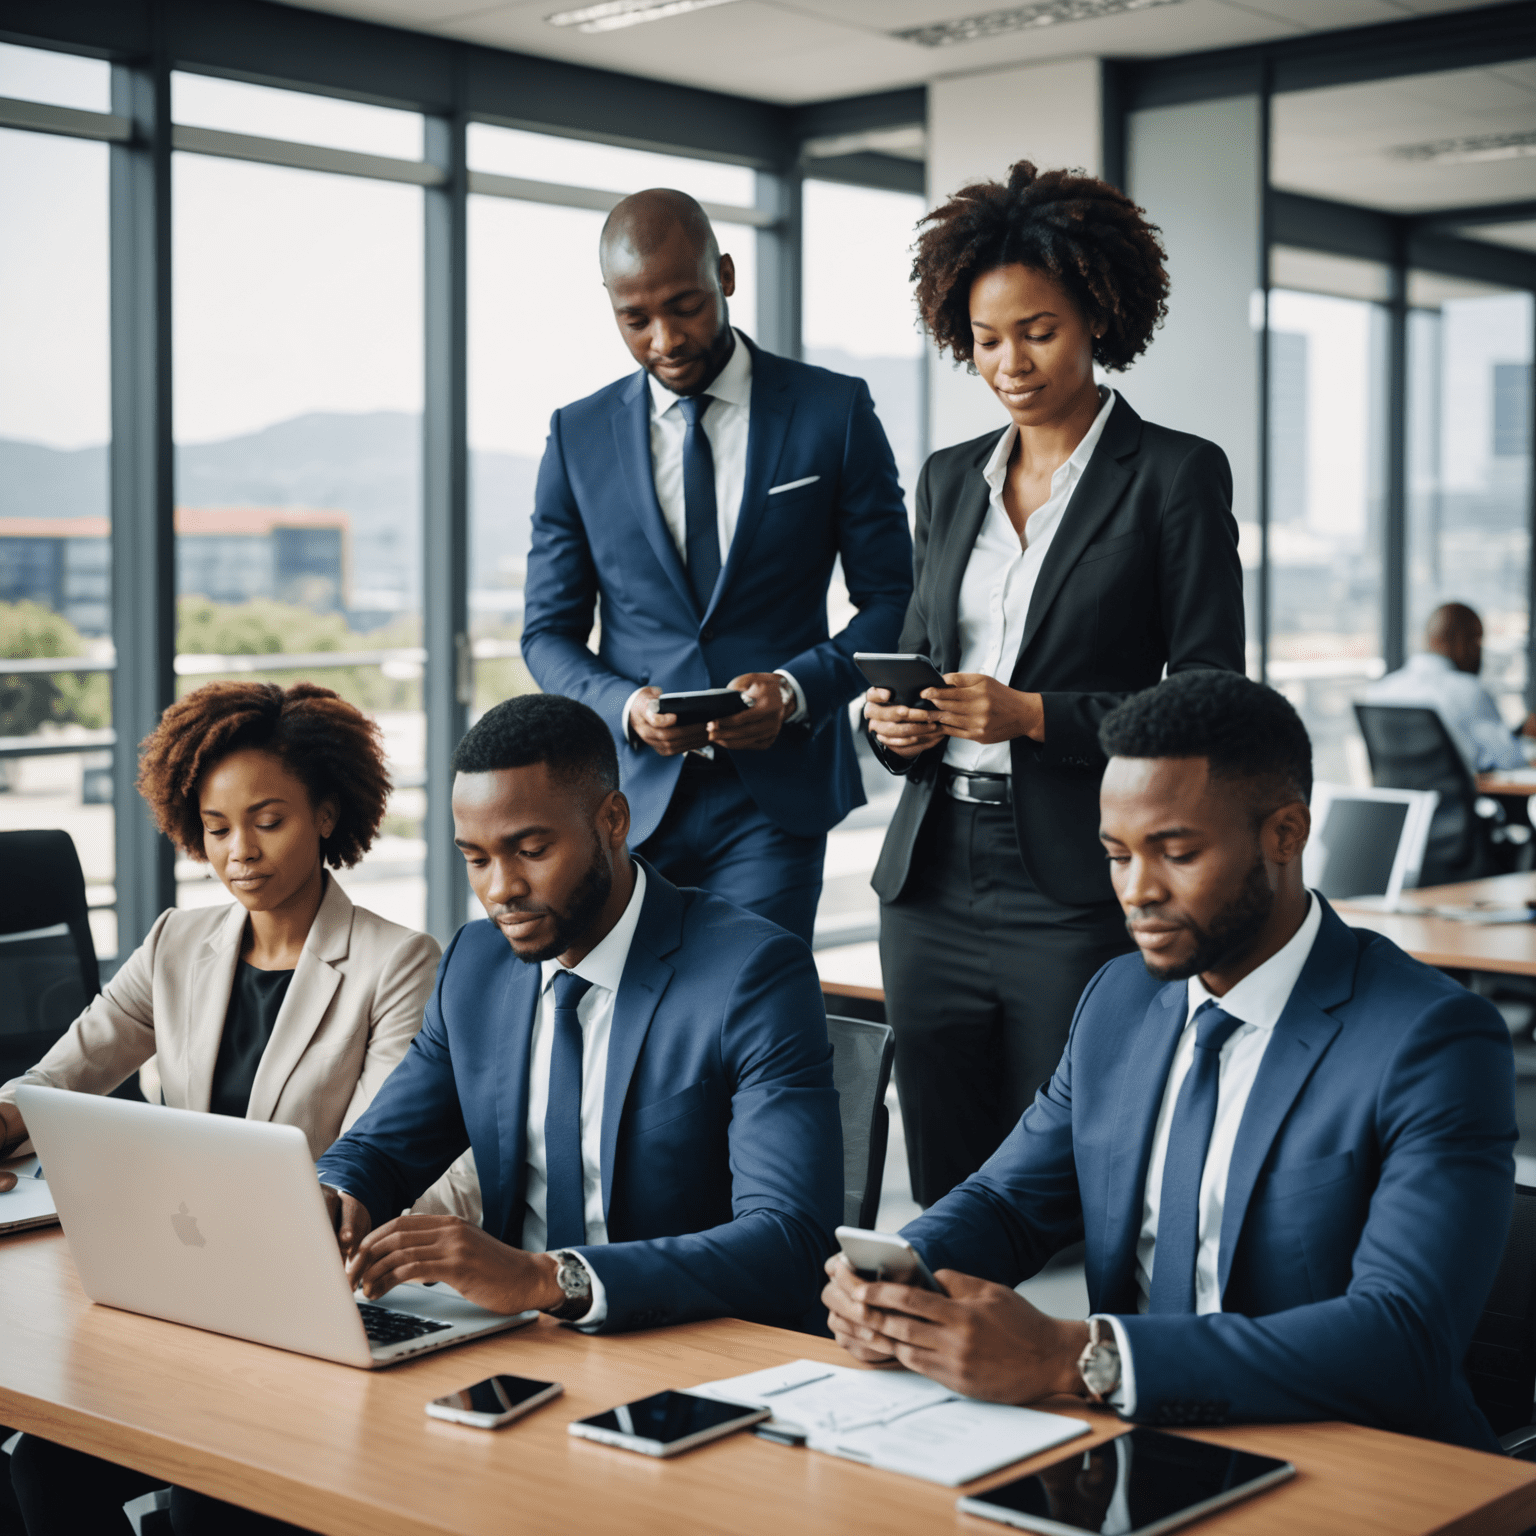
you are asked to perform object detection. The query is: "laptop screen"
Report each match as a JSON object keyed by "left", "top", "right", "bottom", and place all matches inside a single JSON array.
[{"left": 1316, "top": 797, "right": 1410, "bottom": 899}]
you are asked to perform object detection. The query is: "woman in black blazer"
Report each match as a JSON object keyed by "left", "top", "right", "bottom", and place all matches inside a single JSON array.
[{"left": 868, "top": 160, "right": 1245, "bottom": 1208}]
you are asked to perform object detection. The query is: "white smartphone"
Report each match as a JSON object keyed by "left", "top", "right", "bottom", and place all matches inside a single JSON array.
[
  {"left": 568, "top": 1390, "right": 770, "bottom": 1457},
  {"left": 425, "top": 1374, "right": 563, "bottom": 1429},
  {"left": 835, "top": 1224, "right": 947, "bottom": 1294}
]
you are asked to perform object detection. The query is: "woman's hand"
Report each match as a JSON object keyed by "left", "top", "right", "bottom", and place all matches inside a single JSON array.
[
  {"left": 863, "top": 687, "right": 946, "bottom": 760},
  {"left": 923, "top": 674, "right": 1044, "bottom": 745}
]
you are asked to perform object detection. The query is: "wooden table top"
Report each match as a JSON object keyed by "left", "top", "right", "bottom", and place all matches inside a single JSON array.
[
  {"left": 1, "top": 1229, "right": 1533, "bottom": 1535},
  {"left": 1335, "top": 873, "right": 1536, "bottom": 975},
  {"left": 1480, "top": 771, "right": 1536, "bottom": 796}
]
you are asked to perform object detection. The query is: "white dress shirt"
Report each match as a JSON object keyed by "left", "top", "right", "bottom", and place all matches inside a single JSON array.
[
  {"left": 946, "top": 388, "right": 1117, "bottom": 775},
  {"left": 521, "top": 861, "right": 648, "bottom": 1327},
  {"left": 624, "top": 328, "right": 805, "bottom": 742},
  {"left": 1364, "top": 651, "right": 1526, "bottom": 772},
  {"left": 1096, "top": 891, "right": 1324, "bottom": 1413}
]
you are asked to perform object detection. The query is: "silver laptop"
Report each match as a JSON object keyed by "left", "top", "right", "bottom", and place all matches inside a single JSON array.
[{"left": 15, "top": 1084, "right": 536, "bottom": 1368}]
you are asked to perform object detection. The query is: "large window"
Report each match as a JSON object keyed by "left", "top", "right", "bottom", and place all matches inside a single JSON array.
[
  {"left": 0, "top": 58, "right": 115, "bottom": 955},
  {"left": 172, "top": 84, "right": 428, "bottom": 931},
  {"left": 1408, "top": 280, "right": 1534, "bottom": 731},
  {"left": 1265, "top": 284, "right": 1389, "bottom": 785},
  {"left": 465, "top": 125, "right": 759, "bottom": 716}
]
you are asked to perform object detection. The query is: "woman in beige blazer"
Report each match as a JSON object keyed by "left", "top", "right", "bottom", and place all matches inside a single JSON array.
[
  {"left": 3, "top": 681, "right": 455, "bottom": 1536},
  {"left": 0, "top": 680, "right": 440, "bottom": 1166}
]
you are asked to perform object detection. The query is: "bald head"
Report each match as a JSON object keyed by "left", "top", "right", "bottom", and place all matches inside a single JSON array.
[
  {"left": 1425, "top": 602, "right": 1483, "bottom": 675},
  {"left": 600, "top": 187, "right": 736, "bottom": 397},
  {"left": 600, "top": 188, "right": 719, "bottom": 278}
]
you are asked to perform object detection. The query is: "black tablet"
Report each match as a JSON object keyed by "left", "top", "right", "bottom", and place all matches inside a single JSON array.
[
  {"left": 654, "top": 688, "right": 750, "bottom": 727},
  {"left": 956, "top": 1429, "right": 1294, "bottom": 1536},
  {"left": 853, "top": 653, "right": 949, "bottom": 711}
]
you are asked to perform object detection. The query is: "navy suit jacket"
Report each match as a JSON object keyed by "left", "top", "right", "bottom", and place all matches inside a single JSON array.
[
  {"left": 317, "top": 862, "right": 843, "bottom": 1332},
  {"left": 520, "top": 334, "right": 913, "bottom": 844},
  {"left": 902, "top": 899, "right": 1516, "bottom": 1451}
]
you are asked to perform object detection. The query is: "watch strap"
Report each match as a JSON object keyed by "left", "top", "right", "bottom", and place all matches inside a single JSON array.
[{"left": 544, "top": 1248, "right": 593, "bottom": 1321}]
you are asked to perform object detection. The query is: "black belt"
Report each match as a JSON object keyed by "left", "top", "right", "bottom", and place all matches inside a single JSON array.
[
  {"left": 680, "top": 748, "right": 736, "bottom": 775},
  {"left": 941, "top": 767, "right": 1012, "bottom": 806}
]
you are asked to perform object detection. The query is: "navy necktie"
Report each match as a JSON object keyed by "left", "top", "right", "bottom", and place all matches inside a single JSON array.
[
  {"left": 678, "top": 393, "right": 721, "bottom": 615},
  {"left": 544, "top": 969, "right": 594, "bottom": 1251},
  {"left": 1148, "top": 1000, "right": 1246, "bottom": 1314}
]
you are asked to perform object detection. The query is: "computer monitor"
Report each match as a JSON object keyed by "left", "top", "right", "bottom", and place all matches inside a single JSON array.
[{"left": 1303, "top": 783, "right": 1438, "bottom": 908}]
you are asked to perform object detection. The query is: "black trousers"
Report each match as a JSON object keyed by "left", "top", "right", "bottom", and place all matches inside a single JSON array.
[
  {"left": 10, "top": 1435, "right": 313, "bottom": 1536},
  {"left": 879, "top": 793, "right": 1131, "bottom": 1210}
]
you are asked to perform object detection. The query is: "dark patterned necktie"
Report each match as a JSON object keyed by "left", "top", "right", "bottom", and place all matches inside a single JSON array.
[
  {"left": 678, "top": 393, "right": 720, "bottom": 614},
  {"left": 544, "top": 969, "right": 594, "bottom": 1250}
]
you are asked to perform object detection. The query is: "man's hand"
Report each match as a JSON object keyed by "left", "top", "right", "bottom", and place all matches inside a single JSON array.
[
  {"left": 707, "top": 673, "right": 792, "bottom": 751},
  {"left": 346, "top": 1213, "right": 567, "bottom": 1315},
  {"left": 923, "top": 674, "right": 1044, "bottom": 745},
  {"left": 822, "top": 1255, "right": 1089, "bottom": 1403},
  {"left": 863, "top": 688, "right": 946, "bottom": 760},
  {"left": 629, "top": 686, "right": 710, "bottom": 757},
  {"left": 321, "top": 1183, "right": 374, "bottom": 1264},
  {"left": 0, "top": 1102, "right": 26, "bottom": 1162}
]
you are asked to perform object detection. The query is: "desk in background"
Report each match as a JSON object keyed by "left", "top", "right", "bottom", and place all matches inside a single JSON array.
[
  {"left": 1335, "top": 873, "right": 1536, "bottom": 976},
  {"left": 1, "top": 1228, "right": 1533, "bottom": 1536}
]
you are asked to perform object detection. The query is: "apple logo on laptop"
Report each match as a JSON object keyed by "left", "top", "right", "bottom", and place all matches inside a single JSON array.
[{"left": 171, "top": 1202, "right": 206, "bottom": 1248}]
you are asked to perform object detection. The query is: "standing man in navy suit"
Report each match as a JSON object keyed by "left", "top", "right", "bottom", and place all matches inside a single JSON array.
[
  {"left": 520, "top": 189, "right": 913, "bottom": 943},
  {"left": 823, "top": 671, "right": 1515, "bottom": 1450}
]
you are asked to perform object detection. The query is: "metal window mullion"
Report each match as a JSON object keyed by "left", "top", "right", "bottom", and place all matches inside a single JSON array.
[
  {"left": 1383, "top": 232, "right": 1409, "bottom": 675},
  {"left": 466, "top": 168, "right": 770, "bottom": 229},
  {"left": 423, "top": 107, "right": 470, "bottom": 947},
  {"left": 0, "top": 95, "right": 131, "bottom": 142},
  {"left": 1256, "top": 64, "right": 1272, "bottom": 686},
  {"left": 169, "top": 125, "right": 444, "bottom": 187},
  {"left": 1528, "top": 298, "right": 1536, "bottom": 720},
  {"left": 110, "top": 55, "right": 176, "bottom": 956},
  {"left": 754, "top": 168, "right": 801, "bottom": 359}
]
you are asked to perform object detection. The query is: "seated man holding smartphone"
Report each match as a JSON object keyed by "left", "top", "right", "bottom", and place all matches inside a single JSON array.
[
  {"left": 825, "top": 670, "right": 1516, "bottom": 1451},
  {"left": 318, "top": 693, "right": 843, "bottom": 1333}
]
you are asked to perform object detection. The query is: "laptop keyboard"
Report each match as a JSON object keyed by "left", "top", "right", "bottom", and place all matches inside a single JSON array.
[{"left": 357, "top": 1302, "right": 452, "bottom": 1347}]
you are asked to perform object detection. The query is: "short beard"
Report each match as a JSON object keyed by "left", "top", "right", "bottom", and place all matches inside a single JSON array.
[
  {"left": 1134, "top": 853, "right": 1275, "bottom": 983},
  {"left": 510, "top": 835, "right": 614, "bottom": 965}
]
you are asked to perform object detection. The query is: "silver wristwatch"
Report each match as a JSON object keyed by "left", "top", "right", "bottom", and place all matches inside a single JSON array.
[
  {"left": 1077, "top": 1317, "right": 1122, "bottom": 1402},
  {"left": 546, "top": 1249, "right": 593, "bottom": 1321}
]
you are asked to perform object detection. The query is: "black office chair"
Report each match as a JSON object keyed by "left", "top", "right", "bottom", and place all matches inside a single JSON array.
[
  {"left": 826, "top": 1014, "right": 895, "bottom": 1230},
  {"left": 1466, "top": 1183, "right": 1536, "bottom": 1458},
  {"left": 1353, "top": 703, "right": 1505, "bottom": 887},
  {"left": 0, "top": 829, "right": 101, "bottom": 1087}
]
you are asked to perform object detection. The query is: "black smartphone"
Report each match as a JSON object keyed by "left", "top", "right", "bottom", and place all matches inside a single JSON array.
[
  {"left": 654, "top": 688, "right": 751, "bottom": 727},
  {"left": 853, "top": 653, "right": 950, "bottom": 710},
  {"left": 956, "top": 1429, "right": 1294, "bottom": 1534},
  {"left": 425, "top": 1374, "right": 563, "bottom": 1429},
  {"left": 567, "top": 1390, "right": 770, "bottom": 1457}
]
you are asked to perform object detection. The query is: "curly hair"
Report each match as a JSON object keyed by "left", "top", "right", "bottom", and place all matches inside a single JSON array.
[
  {"left": 912, "top": 160, "right": 1169, "bottom": 372},
  {"left": 136, "top": 681, "right": 390, "bottom": 868}
]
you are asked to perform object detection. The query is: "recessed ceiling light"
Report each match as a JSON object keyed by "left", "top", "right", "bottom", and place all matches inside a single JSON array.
[
  {"left": 1391, "top": 131, "right": 1536, "bottom": 166},
  {"left": 546, "top": 0, "right": 740, "bottom": 33},
  {"left": 893, "top": 0, "right": 1181, "bottom": 47}
]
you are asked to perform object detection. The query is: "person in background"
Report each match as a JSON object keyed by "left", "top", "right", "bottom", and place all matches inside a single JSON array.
[
  {"left": 5, "top": 680, "right": 454, "bottom": 1536},
  {"left": 520, "top": 188, "right": 913, "bottom": 945},
  {"left": 865, "top": 160, "right": 1245, "bottom": 1209},
  {"left": 1365, "top": 601, "right": 1534, "bottom": 772},
  {"left": 316, "top": 694, "right": 842, "bottom": 1336},
  {"left": 826, "top": 671, "right": 1514, "bottom": 1452}
]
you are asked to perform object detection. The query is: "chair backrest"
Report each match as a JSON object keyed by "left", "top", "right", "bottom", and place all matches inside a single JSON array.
[
  {"left": 0, "top": 830, "right": 100, "bottom": 1084},
  {"left": 1353, "top": 703, "right": 1482, "bottom": 884},
  {"left": 826, "top": 1014, "right": 895, "bottom": 1230},
  {"left": 1466, "top": 1184, "right": 1536, "bottom": 1438}
]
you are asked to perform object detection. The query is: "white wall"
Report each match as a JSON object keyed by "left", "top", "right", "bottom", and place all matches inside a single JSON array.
[
  {"left": 925, "top": 57, "right": 1103, "bottom": 452},
  {"left": 1120, "top": 95, "right": 1262, "bottom": 667}
]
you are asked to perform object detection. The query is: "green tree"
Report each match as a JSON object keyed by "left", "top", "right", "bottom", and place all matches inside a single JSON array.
[{"left": 0, "top": 600, "right": 110, "bottom": 737}]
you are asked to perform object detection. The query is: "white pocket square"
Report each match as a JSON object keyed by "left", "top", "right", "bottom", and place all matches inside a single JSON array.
[{"left": 768, "top": 475, "right": 820, "bottom": 495}]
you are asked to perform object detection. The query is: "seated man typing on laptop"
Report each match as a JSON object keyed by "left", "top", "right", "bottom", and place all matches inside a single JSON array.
[
  {"left": 823, "top": 670, "right": 1516, "bottom": 1450},
  {"left": 317, "top": 693, "right": 842, "bottom": 1331}
]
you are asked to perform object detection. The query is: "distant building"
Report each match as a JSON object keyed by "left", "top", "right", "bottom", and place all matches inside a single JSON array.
[{"left": 0, "top": 508, "right": 351, "bottom": 634}]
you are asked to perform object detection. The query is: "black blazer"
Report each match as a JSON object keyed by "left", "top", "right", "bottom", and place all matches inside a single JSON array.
[{"left": 870, "top": 394, "right": 1245, "bottom": 908}]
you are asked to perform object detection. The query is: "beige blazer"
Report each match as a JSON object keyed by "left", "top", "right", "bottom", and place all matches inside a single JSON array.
[{"left": 2, "top": 875, "right": 440, "bottom": 1165}]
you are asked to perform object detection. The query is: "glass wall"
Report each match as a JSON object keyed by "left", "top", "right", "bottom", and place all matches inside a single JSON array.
[
  {"left": 0, "top": 95, "right": 115, "bottom": 955},
  {"left": 465, "top": 125, "right": 759, "bottom": 716},
  {"left": 172, "top": 103, "right": 428, "bottom": 930},
  {"left": 1265, "top": 287, "right": 1389, "bottom": 785},
  {"left": 1407, "top": 279, "right": 1534, "bottom": 732}
]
